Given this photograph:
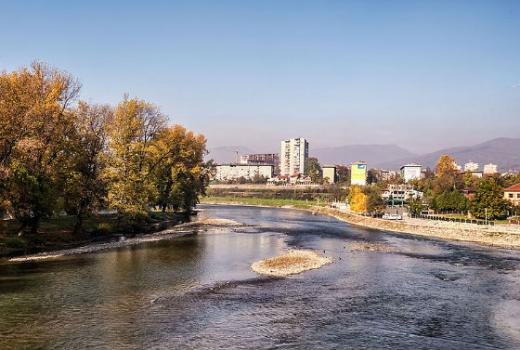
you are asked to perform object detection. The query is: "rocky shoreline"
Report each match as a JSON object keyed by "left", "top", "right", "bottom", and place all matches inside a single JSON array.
[
  {"left": 313, "top": 207, "right": 520, "bottom": 249},
  {"left": 5, "top": 218, "right": 242, "bottom": 263}
]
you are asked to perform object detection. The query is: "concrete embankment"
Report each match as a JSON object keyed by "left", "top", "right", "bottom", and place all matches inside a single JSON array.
[{"left": 313, "top": 207, "right": 520, "bottom": 249}]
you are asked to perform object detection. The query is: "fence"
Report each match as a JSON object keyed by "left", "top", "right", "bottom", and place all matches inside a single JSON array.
[{"left": 411, "top": 214, "right": 495, "bottom": 226}]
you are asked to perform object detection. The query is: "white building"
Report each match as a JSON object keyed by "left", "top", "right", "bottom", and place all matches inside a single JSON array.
[
  {"left": 279, "top": 137, "right": 309, "bottom": 177},
  {"left": 464, "top": 161, "right": 479, "bottom": 172},
  {"left": 400, "top": 164, "right": 422, "bottom": 183},
  {"left": 483, "top": 163, "right": 498, "bottom": 175},
  {"left": 382, "top": 184, "right": 423, "bottom": 203},
  {"left": 214, "top": 164, "right": 274, "bottom": 181}
]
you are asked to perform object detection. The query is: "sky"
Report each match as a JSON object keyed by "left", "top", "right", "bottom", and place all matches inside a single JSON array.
[{"left": 1, "top": 0, "right": 519, "bottom": 153}]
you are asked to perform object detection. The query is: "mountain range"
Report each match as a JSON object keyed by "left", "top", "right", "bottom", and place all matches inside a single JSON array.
[
  {"left": 375, "top": 138, "right": 520, "bottom": 171},
  {"left": 207, "top": 137, "right": 520, "bottom": 171}
]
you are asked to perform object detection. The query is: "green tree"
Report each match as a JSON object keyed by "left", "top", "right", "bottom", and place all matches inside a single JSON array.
[
  {"left": 408, "top": 199, "right": 424, "bottom": 216},
  {"left": 469, "top": 178, "right": 510, "bottom": 220},
  {"left": 364, "top": 186, "right": 385, "bottom": 214},
  {"left": 431, "top": 191, "right": 467, "bottom": 212},
  {"left": 305, "top": 157, "right": 322, "bottom": 183}
]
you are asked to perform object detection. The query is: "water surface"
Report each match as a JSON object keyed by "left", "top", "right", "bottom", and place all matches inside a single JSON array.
[{"left": 1, "top": 204, "right": 520, "bottom": 349}]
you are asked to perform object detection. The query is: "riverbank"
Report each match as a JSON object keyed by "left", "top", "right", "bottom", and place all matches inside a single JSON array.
[
  {"left": 4, "top": 217, "right": 243, "bottom": 263},
  {"left": 0, "top": 212, "right": 189, "bottom": 258},
  {"left": 201, "top": 198, "right": 520, "bottom": 249},
  {"left": 201, "top": 196, "right": 327, "bottom": 209}
]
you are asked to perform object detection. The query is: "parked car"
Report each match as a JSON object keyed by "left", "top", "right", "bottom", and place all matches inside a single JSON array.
[{"left": 382, "top": 213, "right": 403, "bottom": 220}]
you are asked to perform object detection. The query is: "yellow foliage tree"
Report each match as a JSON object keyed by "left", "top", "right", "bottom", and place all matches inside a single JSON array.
[
  {"left": 103, "top": 96, "right": 166, "bottom": 219},
  {"left": 349, "top": 185, "right": 368, "bottom": 213}
]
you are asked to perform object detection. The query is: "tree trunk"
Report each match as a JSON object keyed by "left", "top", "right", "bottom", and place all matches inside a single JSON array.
[
  {"left": 74, "top": 214, "right": 83, "bottom": 235},
  {"left": 30, "top": 217, "right": 39, "bottom": 234}
]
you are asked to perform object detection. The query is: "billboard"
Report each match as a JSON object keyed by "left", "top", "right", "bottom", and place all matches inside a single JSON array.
[{"left": 351, "top": 162, "right": 367, "bottom": 186}]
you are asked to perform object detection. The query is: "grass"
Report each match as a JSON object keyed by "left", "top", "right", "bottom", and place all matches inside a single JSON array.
[
  {"left": 200, "top": 195, "right": 329, "bottom": 209},
  {"left": 0, "top": 211, "right": 183, "bottom": 254},
  {"left": 436, "top": 213, "right": 511, "bottom": 225}
]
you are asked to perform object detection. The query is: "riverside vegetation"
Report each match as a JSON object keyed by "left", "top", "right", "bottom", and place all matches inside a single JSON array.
[{"left": 0, "top": 62, "right": 210, "bottom": 254}]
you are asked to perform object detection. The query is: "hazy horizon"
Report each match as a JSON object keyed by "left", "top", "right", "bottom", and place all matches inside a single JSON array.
[{"left": 2, "top": 0, "right": 519, "bottom": 153}]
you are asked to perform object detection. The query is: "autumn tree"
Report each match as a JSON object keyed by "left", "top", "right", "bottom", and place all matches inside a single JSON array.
[
  {"left": 0, "top": 62, "right": 80, "bottom": 233},
  {"left": 104, "top": 97, "right": 166, "bottom": 220},
  {"left": 349, "top": 185, "right": 367, "bottom": 213},
  {"left": 151, "top": 125, "right": 208, "bottom": 213},
  {"left": 62, "top": 102, "right": 112, "bottom": 233},
  {"left": 433, "top": 154, "right": 462, "bottom": 193}
]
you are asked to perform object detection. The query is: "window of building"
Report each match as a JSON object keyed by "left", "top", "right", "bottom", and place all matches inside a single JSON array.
[{"left": 509, "top": 193, "right": 514, "bottom": 198}]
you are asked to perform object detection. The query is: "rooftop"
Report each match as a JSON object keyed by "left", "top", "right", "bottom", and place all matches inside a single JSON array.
[{"left": 504, "top": 183, "right": 520, "bottom": 192}]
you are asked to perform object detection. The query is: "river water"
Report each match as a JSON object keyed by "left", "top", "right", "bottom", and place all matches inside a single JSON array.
[{"left": 2, "top": 204, "right": 520, "bottom": 349}]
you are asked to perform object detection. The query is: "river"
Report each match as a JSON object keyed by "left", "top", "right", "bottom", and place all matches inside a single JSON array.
[{"left": 1, "top": 204, "right": 520, "bottom": 349}]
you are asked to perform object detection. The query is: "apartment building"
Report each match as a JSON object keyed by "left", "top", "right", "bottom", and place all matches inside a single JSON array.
[
  {"left": 214, "top": 164, "right": 274, "bottom": 181},
  {"left": 279, "top": 138, "right": 309, "bottom": 177}
]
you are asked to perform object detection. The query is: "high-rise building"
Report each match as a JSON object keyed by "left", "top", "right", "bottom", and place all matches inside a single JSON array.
[
  {"left": 464, "top": 161, "right": 479, "bottom": 172},
  {"left": 350, "top": 161, "right": 367, "bottom": 186},
  {"left": 483, "top": 163, "right": 498, "bottom": 175},
  {"left": 279, "top": 138, "right": 309, "bottom": 176},
  {"left": 400, "top": 164, "right": 422, "bottom": 183}
]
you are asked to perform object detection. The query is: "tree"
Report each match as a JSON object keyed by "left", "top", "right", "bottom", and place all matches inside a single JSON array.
[
  {"left": 0, "top": 62, "right": 80, "bottom": 233},
  {"left": 62, "top": 102, "right": 112, "bottom": 233},
  {"left": 408, "top": 199, "right": 424, "bottom": 216},
  {"left": 349, "top": 185, "right": 367, "bottom": 213},
  {"left": 336, "top": 165, "right": 350, "bottom": 184},
  {"left": 103, "top": 96, "right": 166, "bottom": 220},
  {"left": 470, "top": 178, "right": 510, "bottom": 220},
  {"left": 365, "top": 186, "right": 385, "bottom": 214},
  {"left": 463, "top": 171, "right": 479, "bottom": 189},
  {"left": 305, "top": 157, "right": 322, "bottom": 183},
  {"left": 433, "top": 154, "right": 462, "bottom": 193},
  {"left": 431, "top": 191, "right": 467, "bottom": 212},
  {"left": 151, "top": 125, "right": 208, "bottom": 213}
]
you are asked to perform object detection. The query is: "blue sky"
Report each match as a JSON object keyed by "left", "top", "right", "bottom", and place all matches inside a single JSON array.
[{"left": 1, "top": 0, "right": 519, "bottom": 153}]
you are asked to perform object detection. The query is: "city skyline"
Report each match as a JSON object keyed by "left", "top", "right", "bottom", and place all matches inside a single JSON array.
[{"left": 1, "top": 1, "right": 519, "bottom": 153}]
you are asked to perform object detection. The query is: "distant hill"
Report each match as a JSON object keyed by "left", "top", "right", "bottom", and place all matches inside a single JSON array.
[
  {"left": 205, "top": 146, "right": 256, "bottom": 164},
  {"left": 376, "top": 138, "right": 520, "bottom": 171},
  {"left": 311, "top": 144, "right": 416, "bottom": 166}
]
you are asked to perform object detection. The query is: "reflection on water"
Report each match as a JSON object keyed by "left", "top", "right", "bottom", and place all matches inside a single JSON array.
[{"left": 2, "top": 204, "right": 520, "bottom": 349}]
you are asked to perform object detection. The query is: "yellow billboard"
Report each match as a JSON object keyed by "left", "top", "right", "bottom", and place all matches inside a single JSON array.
[{"left": 351, "top": 162, "right": 367, "bottom": 186}]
